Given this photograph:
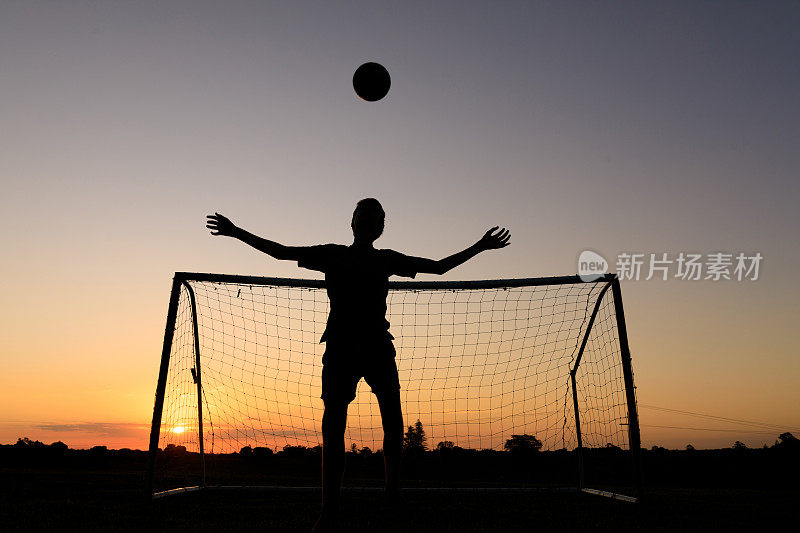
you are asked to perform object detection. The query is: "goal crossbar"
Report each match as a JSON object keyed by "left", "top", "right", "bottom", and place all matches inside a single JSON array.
[
  {"left": 147, "top": 272, "right": 641, "bottom": 500},
  {"left": 172, "top": 271, "right": 614, "bottom": 289}
]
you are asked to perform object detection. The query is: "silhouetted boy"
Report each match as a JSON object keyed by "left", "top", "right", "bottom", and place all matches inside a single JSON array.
[{"left": 206, "top": 199, "right": 509, "bottom": 532}]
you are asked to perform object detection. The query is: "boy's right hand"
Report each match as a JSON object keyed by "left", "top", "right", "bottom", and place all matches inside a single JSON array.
[{"left": 206, "top": 213, "right": 237, "bottom": 237}]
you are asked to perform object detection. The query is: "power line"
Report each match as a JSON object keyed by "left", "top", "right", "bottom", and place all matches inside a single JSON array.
[
  {"left": 641, "top": 424, "right": 780, "bottom": 435},
  {"left": 639, "top": 404, "right": 800, "bottom": 433}
]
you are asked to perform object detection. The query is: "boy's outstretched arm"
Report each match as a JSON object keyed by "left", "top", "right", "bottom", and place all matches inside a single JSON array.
[
  {"left": 417, "top": 227, "right": 510, "bottom": 275},
  {"left": 206, "top": 213, "right": 302, "bottom": 261}
]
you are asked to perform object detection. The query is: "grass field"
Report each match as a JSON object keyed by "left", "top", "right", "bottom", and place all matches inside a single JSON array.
[{"left": 3, "top": 463, "right": 795, "bottom": 532}]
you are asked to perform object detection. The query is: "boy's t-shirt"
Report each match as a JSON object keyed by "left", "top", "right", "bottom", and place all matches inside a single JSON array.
[{"left": 297, "top": 244, "right": 423, "bottom": 344}]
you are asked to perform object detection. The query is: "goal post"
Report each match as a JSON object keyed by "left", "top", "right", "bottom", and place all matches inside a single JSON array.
[{"left": 147, "top": 272, "right": 641, "bottom": 500}]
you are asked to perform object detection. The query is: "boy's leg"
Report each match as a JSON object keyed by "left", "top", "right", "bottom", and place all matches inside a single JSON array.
[
  {"left": 320, "top": 399, "right": 348, "bottom": 519},
  {"left": 376, "top": 389, "right": 403, "bottom": 495}
]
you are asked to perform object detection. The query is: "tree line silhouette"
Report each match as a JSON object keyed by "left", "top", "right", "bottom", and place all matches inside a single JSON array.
[
  {"left": 4, "top": 425, "right": 798, "bottom": 489},
  {"left": 6, "top": 423, "right": 799, "bottom": 458}
]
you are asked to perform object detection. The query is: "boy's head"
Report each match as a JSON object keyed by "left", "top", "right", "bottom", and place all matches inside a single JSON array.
[{"left": 351, "top": 198, "right": 385, "bottom": 243}]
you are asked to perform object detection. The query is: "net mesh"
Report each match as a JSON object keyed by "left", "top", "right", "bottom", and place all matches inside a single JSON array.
[{"left": 158, "top": 277, "right": 631, "bottom": 462}]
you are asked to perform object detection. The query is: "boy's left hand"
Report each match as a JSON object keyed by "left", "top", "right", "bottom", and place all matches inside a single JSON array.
[{"left": 477, "top": 227, "right": 511, "bottom": 250}]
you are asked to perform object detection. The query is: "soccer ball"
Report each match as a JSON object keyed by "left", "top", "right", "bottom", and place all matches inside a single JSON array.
[{"left": 353, "top": 62, "right": 391, "bottom": 102}]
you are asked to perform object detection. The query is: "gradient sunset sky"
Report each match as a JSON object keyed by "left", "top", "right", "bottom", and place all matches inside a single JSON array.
[{"left": 1, "top": 1, "right": 798, "bottom": 450}]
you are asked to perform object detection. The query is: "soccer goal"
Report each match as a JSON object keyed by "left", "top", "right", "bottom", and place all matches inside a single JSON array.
[{"left": 147, "top": 272, "right": 642, "bottom": 501}]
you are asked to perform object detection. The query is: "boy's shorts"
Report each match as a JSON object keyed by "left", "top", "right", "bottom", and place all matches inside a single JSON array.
[{"left": 321, "top": 338, "right": 400, "bottom": 404}]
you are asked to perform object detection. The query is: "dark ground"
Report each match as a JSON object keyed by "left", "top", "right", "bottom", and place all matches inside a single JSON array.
[
  {"left": 2, "top": 442, "right": 798, "bottom": 531},
  {"left": 2, "top": 468, "right": 796, "bottom": 531}
]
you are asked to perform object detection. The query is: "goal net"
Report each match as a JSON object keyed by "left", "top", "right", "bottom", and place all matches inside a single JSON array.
[{"left": 147, "top": 273, "right": 641, "bottom": 499}]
